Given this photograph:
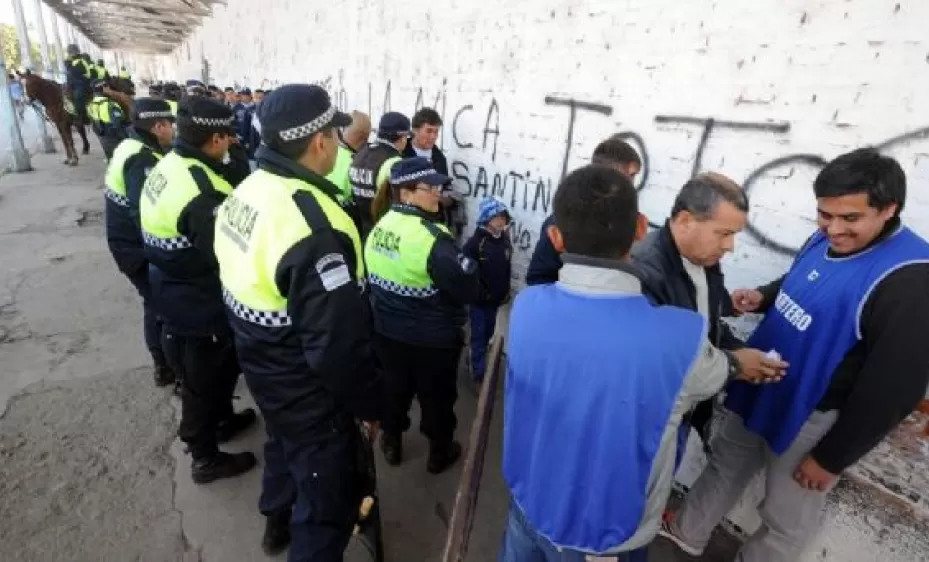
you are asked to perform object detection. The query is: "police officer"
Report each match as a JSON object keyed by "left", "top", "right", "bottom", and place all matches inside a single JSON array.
[
  {"left": 140, "top": 96, "right": 257, "bottom": 484},
  {"left": 348, "top": 112, "right": 410, "bottom": 239},
  {"left": 95, "top": 59, "right": 110, "bottom": 80},
  {"left": 163, "top": 82, "right": 182, "bottom": 116},
  {"left": 326, "top": 111, "right": 371, "bottom": 206},
  {"left": 365, "top": 157, "right": 480, "bottom": 474},
  {"left": 213, "top": 84, "right": 382, "bottom": 559},
  {"left": 86, "top": 78, "right": 129, "bottom": 159},
  {"left": 64, "top": 44, "right": 92, "bottom": 125},
  {"left": 104, "top": 98, "right": 177, "bottom": 387}
]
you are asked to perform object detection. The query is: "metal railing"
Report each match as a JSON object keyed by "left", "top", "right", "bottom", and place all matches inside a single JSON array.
[{"left": 442, "top": 335, "right": 505, "bottom": 562}]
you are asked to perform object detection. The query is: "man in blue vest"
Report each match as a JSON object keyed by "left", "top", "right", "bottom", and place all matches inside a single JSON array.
[
  {"left": 500, "top": 165, "right": 787, "bottom": 561},
  {"left": 660, "top": 148, "right": 929, "bottom": 562}
]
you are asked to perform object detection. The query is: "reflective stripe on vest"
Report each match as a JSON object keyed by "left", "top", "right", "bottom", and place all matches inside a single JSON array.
[
  {"left": 214, "top": 169, "right": 364, "bottom": 326},
  {"left": 364, "top": 209, "right": 446, "bottom": 298},
  {"left": 141, "top": 152, "right": 233, "bottom": 245},
  {"left": 167, "top": 100, "right": 178, "bottom": 116}
]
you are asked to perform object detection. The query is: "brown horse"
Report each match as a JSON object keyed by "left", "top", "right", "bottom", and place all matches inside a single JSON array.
[{"left": 22, "top": 73, "right": 91, "bottom": 166}]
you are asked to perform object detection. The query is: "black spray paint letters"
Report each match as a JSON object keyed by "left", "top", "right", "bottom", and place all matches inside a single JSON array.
[{"left": 451, "top": 161, "right": 553, "bottom": 215}]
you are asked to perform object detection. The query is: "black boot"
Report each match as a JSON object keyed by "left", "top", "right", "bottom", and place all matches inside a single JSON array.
[
  {"left": 427, "top": 441, "right": 462, "bottom": 474},
  {"left": 216, "top": 408, "right": 258, "bottom": 443},
  {"left": 380, "top": 432, "right": 403, "bottom": 466},
  {"left": 153, "top": 364, "right": 175, "bottom": 387},
  {"left": 261, "top": 509, "right": 292, "bottom": 556},
  {"left": 191, "top": 451, "right": 257, "bottom": 484}
]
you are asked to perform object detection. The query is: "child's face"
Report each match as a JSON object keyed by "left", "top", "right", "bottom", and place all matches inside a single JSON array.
[{"left": 487, "top": 214, "right": 509, "bottom": 234}]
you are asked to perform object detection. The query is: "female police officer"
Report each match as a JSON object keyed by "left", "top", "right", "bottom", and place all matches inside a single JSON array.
[{"left": 365, "top": 157, "right": 480, "bottom": 474}]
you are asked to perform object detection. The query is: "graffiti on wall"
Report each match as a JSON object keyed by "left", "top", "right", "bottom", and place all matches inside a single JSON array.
[{"left": 231, "top": 73, "right": 929, "bottom": 280}]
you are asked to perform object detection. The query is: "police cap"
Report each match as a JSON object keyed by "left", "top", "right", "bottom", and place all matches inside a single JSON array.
[
  {"left": 91, "top": 78, "right": 107, "bottom": 93},
  {"left": 389, "top": 157, "right": 451, "bottom": 188},
  {"left": 377, "top": 112, "right": 412, "bottom": 138},
  {"left": 258, "top": 84, "right": 351, "bottom": 147},
  {"left": 177, "top": 96, "right": 236, "bottom": 136},
  {"left": 237, "top": 87, "right": 252, "bottom": 96},
  {"left": 131, "top": 98, "right": 175, "bottom": 123}
]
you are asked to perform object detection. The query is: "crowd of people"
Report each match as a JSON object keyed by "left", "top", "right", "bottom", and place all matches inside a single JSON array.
[{"left": 91, "top": 53, "right": 929, "bottom": 561}]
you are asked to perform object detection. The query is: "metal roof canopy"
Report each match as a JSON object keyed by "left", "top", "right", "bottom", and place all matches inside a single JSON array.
[{"left": 45, "top": 0, "right": 221, "bottom": 54}]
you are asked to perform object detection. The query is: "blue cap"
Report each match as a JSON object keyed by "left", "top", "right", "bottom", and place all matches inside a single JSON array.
[
  {"left": 389, "top": 157, "right": 451, "bottom": 187},
  {"left": 377, "top": 112, "right": 412, "bottom": 138},
  {"left": 478, "top": 197, "right": 511, "bottom": 225},
  {"left": 237, "top": 87, "right": 252, "bottom": 95},
  {"left": 258, "top": 84, "right": 352, "bottom": 146}
]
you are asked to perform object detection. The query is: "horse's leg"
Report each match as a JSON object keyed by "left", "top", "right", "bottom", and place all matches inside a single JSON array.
[{"left": 57, "top": 119, "right": 76, "bottom": 165}]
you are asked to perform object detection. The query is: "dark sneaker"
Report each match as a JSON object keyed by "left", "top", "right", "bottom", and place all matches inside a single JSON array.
[
  {"left": 153, "top": 364, "right": 175, "bottom": 387},
  {"left": 216, "top": 408, "right": 258, "bottom": 443},
  {"left": 191, "top": 451, "right": 257, "bottom": 484},
  {"left": 427, "top": 441, "right": 462, "bottom": 474},
  {"left": 261, "top": 509, "right": 292, "bottom": 556},
  {"left": 380, "top": 433, "right": 403, "bottom": 466}
]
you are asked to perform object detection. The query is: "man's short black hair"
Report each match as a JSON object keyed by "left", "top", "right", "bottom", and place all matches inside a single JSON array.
[
  {"left": 591, "top": 135, "right": 641, "bottom": 168},
  {"left": 554, "top": 165, "right": 639, "bottom": 259},
  {"left": 814, "top": 148, "right": 906, "bottom": 215},
  {"left": 412, "top": 107, "right": 442, "bottom": 129}
]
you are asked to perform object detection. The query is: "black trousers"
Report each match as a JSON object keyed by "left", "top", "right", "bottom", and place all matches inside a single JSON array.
[
  {"left": 376, "top": 334, "right": 461, "bottom": 445},
  {"left": 125, "top": 267, "right": 165, "bottom": 368},
  {"left": 259, "top": 426, "right": 362, "bottom": 562},
  {"left": 162, "top": 331, "right": 240, "bottom": 459}
]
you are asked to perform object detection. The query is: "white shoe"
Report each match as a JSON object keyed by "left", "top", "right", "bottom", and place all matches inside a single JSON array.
[{"left": 658, "top": 515, "right": 705, "bottom": 557}]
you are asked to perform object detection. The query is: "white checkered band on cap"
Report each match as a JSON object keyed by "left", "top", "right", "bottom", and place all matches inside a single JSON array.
[
  {"left": 278, "top": 105, "right": 336, "bottom": 142},
  {"left": 137, "top": 110, "right": 173, "bottom": 120},
  {"left": 392, "top": 169, "right": 438, "bottom": 185},
  {"left": 191, "top": 115, "right": 234, "bottom": 128}
]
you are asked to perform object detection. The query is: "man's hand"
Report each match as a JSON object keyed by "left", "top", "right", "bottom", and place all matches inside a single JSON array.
[
  {"left": 732, "top": 288, "right": 764, "bottom": 315},
  {"left": 732, "top": 348, "right": 788, "bottom": 384},
  {"left": 793, "top": 455, "right": 837, "bottom": 491},
  {"left": 360, "top": 420, "right": 380, "bottom": 442}
]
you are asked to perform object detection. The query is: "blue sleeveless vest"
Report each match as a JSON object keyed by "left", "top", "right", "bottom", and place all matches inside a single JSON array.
[
  {"left": 503, "top": 283, "right": 706, "bottom": 553},
  {"left": 726, "top": 226, "right": 929, "bottom": 454}
]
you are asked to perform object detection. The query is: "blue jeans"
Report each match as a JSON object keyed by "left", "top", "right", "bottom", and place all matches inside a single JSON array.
[
  {"left": 469, "top": 305, "right": 498, "bottom": 381},
  {"left": 499, "top": 503, "right": 649, "bottom": 562}
]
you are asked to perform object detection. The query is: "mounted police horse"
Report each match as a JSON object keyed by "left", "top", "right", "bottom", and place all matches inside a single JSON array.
[{"left": 21, "top": 72, "right": 91, "bottom": 166}]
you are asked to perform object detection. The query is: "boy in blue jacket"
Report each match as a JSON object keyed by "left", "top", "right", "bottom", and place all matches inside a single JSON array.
[{"left": 463, "top": 197, "right": 513, "bottom": 383}]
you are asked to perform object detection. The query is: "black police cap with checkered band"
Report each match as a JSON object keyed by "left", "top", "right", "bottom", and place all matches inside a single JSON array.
[
  {"left": 257, "top": 84, "right": 352, "bottom": 147},
  {"left": 177, "top": 96, "right": 236, "bottom": 135},
  {"left": 132, "top": 98, "right": 175, "bottom": 123}
]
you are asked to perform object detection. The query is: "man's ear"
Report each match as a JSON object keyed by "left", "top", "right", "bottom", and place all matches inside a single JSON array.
[
  {"left": 634, "top": 213, "right": 649, "bottom": 241},
  {"left": 547, "top": 224, "right": 565, "bottom": 253}
]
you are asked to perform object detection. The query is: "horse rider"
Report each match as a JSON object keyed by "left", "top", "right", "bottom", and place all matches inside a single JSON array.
[{"left": 64, "top": 44, "right": 93, "bottom": 125}]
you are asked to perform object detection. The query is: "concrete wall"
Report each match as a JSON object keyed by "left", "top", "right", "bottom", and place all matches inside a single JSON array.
[
  {"left": 165, "top": 0, "right": 929, "bottom": 293},
  {"left": 163, "top": 1, "right": 929, "bottom": 560}
]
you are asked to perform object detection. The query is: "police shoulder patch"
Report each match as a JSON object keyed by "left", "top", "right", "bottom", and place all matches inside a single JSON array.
[{"left": 316, "top": 252, "right": 352, "bottom": 292}]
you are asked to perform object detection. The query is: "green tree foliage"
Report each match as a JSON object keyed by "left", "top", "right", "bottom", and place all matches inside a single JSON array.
[{"left": 1, "top": 24, "right": 53, "bottom": 72}]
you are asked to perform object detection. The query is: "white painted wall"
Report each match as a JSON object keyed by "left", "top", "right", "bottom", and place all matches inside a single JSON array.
[
  {"left": 162, "top": 1, "right": 929, "bottom": 560},
  {"left": 165, "top": 0, "right": 929, "bottom": 293}
]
